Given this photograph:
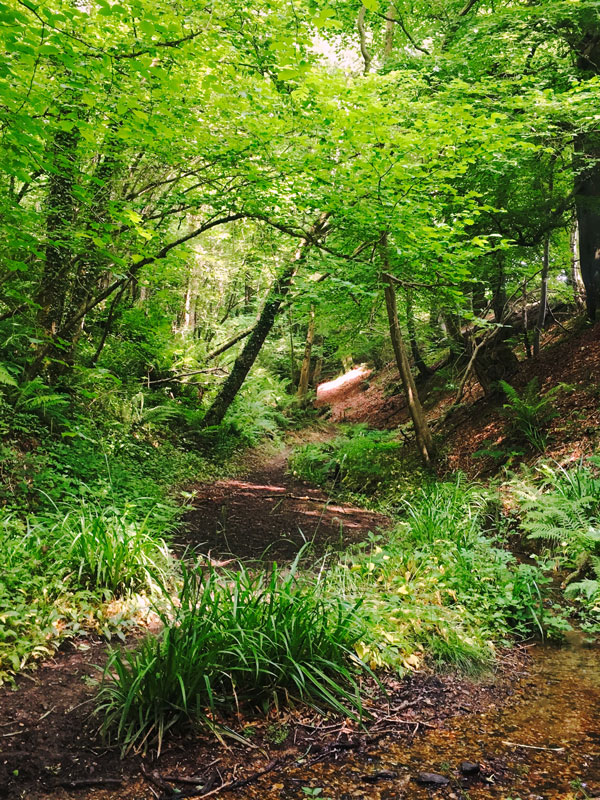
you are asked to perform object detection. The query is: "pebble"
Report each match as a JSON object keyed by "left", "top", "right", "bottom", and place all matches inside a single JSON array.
[
  {"left": 460, "top": 761, "right": 480, "bottom": 776},
  {"left": 415, "top": 772, "right": 450, "bottom": 786}
]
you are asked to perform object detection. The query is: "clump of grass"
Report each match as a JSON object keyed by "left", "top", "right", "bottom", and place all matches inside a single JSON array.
[
  {"left": 96, "top": 556, "right": 369, "bottom": 755},
  {"left": 0, "top": 498, "right": 175, "bottom": 683},
  {"left": 59, "top": 501, "right": 174, "bottom": 595}
]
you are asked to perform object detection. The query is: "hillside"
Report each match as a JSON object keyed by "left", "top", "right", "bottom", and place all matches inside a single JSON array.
[{"left": 316, "top": 320, "right": 600, "bottom": 476}]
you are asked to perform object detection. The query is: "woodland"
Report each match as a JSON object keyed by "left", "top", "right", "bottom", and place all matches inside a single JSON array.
[{"left": 2, "top": 0, "right": 600, "bottom": 798}]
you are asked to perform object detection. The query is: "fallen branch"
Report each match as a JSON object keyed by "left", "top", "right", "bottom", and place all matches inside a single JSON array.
[
  {"left": 207, "top": 327, "right": 255, "bottom": 361},
  {"left": 149, "top": 367, "right": 228, "bottom": 385}
]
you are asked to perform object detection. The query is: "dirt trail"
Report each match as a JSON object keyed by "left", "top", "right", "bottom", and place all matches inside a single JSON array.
[
  {"left": 181, "top": 445, "right": 390, "bottom": 562},
  {"left": 0, "top": 437, "right": 391, "bottom": 800}
]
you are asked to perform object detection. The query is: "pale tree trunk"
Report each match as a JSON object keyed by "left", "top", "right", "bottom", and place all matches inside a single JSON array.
[
  {"left": 383, "top": 266, "right": 434, "bottom": 466},
  {"left": 288, "top": 308, "right": 298, "bottom": 386},
  {"left": 522, "top": 280, "right": 532, "bottom": 359},
  {"left": 383, "top": 2, "right": 396, "bottom": 62},
  {"left": 296, "top": 305, "right": 315, "bottom": 406},
  {"left": 534, "top": 165, "right": 554, "bottom": 357},
  {"left": 569, "top": 221, "right": 586, "bottom": 310},
  {"left": 357, "top": 6, "right": 372, "bottom": 74},
  {"left": 311, "top": 336, "right": 323, "bottom": 387}
]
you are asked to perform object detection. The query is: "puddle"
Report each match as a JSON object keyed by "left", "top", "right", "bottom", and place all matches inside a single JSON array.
[{"left": 240, "top": 638, "right": 600, "bottom": 799}]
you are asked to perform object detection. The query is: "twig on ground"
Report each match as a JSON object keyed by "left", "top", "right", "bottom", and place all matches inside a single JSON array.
[
  {"left": 502, "top": 740, "right": 565, "bottom": 752},
  {"left": 59, "top": 777, "right": 124, "bottom": 789}
]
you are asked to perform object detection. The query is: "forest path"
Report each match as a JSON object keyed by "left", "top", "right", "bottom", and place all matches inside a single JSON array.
[{"left": 181, "top": 435, "right": 390, "bottom": 562}]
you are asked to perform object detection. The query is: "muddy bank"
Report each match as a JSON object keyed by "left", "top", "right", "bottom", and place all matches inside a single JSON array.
[{"left": 0, "top": 643, "right": 526, "bottom": 799}]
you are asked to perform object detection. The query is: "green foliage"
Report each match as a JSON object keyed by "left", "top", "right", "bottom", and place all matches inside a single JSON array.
[
  {"left": 96, "top": 557, "right": 368, "bottom": 754},
  {"left": 328, "top": 477, "right": 548, "bottom": 674},
  {"left": 289, "top": 425, "right": 401, "bottom": 493},
  {"left": 0, "top": 495, "right": 177, "bottom": 682},
  {"left": 513, "top": 459, "right": 600, "bottom": 617},
  {"left": 61, "top": 501, "right": 174, "bottom": 596},
  {"left": 500, "top": 378, "right": 563, "bottom": 452}
]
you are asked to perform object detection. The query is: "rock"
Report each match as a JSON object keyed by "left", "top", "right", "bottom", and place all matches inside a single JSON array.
[
  {"left": 361, "top": 771, "right": 398, "bottom": 783},
  {"left": 460, "top": 761, "right": 480, "bottom": 776},
  {"left": 415, "top": 772, "right": 450, "bottom": 786}
]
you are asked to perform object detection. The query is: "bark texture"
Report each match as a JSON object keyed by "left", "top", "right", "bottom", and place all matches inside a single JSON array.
[{"left": 383, "top": 271, "right": 434, "bottom": 466}]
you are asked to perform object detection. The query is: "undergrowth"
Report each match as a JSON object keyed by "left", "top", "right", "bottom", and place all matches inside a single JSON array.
[
  {"left": 510, "top": 458, "right": 600, "bottom": 626},
  {"left": 328, "top": 477, "right": 552, "bottom": 675},
  {"left": 0, "top": 368, "right": 298, "bottom": 683},
  {"left": 97, "top": 556, "right": 369, "bottom": 755},
  {"left": 288, "top": 424, "right": 423, "bottom": 507}
]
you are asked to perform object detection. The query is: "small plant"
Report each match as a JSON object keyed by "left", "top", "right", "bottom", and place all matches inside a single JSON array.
[
  {"left": 499, "top": 378, "right": 563, "bottom": 452},
  {"left": 266, "top": 722, "right": 290, "bottom": 745},
  {"left": 60, "top": 501, "right": 174, "bottom": 595},
  {"left": 96, "top": 556, "right": 369, "bottom": 754}
]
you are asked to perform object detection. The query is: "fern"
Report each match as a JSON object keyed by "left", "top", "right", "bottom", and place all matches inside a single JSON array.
[
  {"left": 0, "top": 364, "right": 18, "bottom": 388},
  {"left": 499, "top": 378, "right": 562, "bottom": 452}
]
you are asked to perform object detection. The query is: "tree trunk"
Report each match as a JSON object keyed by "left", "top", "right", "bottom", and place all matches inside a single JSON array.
[
  {"left": 36, "top": 124, "right": 80, "bottom": 340},
  {"left": 311, "top": 336, "right": 323, "bottom": 387},
  {"left": 357, "top": 6, "right": 372, "bottom": 75},
  {"left": 405, "top": 289, "right": 432, "bottom": 379},
  {"left": 296, "top": 305, "right": 315, "bottom": 406},
  {"left": 574, "top": 28, "right": 600, "bottom": 320},
  {"left": 491, "top": 251, "right": 507, "bottom": 323},
  {"left": 383, "top": 2, "right": 396, "bottom": 63},
  {"left": 533, "top": 235, "right": 550, "bottom": 357},
  {"left": 201, "top": 215, "right": 328, "bottom": 428},
  {"left": 522, "top": 280, "right": 532, "bottom": 359},
  {"left": 569, "top": 221, "right": 586, "bottom": 310},
  {"left": 288, "top": 308, "right": 298, "bottom": 386},
  {"left": 383, "top": 269, "right": 434, "bottom": 466}
]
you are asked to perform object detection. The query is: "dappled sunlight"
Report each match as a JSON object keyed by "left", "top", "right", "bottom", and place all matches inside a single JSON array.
[
  {"left": 316, "top": 365, "right": 371, "bottom": 405},
  {"left": 222, "top": 479, "right": 287, "bottom": 492}
]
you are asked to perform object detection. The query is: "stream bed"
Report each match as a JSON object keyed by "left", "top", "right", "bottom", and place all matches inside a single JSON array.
[{"left": 241, "top": 636, "right": 600, "bottom": 800}]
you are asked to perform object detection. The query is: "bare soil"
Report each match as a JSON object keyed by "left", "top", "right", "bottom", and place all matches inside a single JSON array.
[{"left": 180, "top": 446, "right": 390, "bottom": 562}]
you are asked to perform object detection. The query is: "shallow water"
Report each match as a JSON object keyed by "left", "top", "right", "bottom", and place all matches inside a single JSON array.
[{"left": 242, "top": 637, "right": 600, "bottom": 800}]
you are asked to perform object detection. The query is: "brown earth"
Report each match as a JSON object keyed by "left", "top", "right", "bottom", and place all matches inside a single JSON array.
[
  {"left": 315, "top": 317, "right": 600, "bottom": 477},
  {"left": 180, "top": 446, "right": 390, "bottom": 562}
]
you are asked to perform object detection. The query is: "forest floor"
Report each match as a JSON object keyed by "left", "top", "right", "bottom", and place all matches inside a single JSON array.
[
  {"left": 180, "top": 437, "right": 389, "bottom": 563},
  {"left": 0, "top": 440, "right": 522, "bottom": 800}
]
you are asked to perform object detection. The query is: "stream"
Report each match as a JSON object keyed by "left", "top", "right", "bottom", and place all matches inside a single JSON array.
[{"left": 240, "top": 635, "right": 600, "bottom": 800}]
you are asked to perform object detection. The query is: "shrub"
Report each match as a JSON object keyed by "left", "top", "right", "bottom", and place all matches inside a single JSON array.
[
  {"left": 96, "top": 558, "right": 368, "bottom": 754},
  {"left": 289, "top": 425, "right": 401, "bottom": 493},
  {"left": 499, "top": 378, "right": 562, "bottom": 452}
]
